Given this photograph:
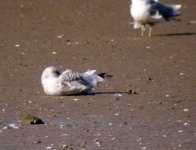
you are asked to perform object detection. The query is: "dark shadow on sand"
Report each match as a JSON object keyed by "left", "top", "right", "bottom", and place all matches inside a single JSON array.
[
  {"left": 42, "top": 91, "right": 126, "bottom": 97},
  {"left": 91, "top": 91, "right": 126, "bottom": 95},
  {"left": 73, "top": 91, "right": 126, "bottom": 96},
  {"left": 156, "top": 32, "right": 196, "bottom": 37}
]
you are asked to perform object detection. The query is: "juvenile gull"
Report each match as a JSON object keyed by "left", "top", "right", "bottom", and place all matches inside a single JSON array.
[
  {"left": 41, "top": 66, "right": 104, "bottom": 96},
  {"left": 130, "top": 0, "right": 181, "bottom": 36}
]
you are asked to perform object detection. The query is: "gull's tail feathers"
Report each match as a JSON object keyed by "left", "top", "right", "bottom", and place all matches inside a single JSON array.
[
  {"left": 83, "top": 70, "right": 104, "bottom": 87},
  {"left": 98, "top": 73, "right": 113, "bottom": 79},
  {"left": 171, "top": 4, "right": 182, "bottom": 17}
]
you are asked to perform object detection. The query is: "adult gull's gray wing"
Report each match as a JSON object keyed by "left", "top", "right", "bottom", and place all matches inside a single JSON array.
[{"left": 149, "top": 1, "right": 181, "bottom": 21}]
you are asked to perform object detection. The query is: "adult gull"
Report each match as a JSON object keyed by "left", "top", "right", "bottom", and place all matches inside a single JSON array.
[{"left": 130, "top": 0, "right": 181, "bottom": 36}]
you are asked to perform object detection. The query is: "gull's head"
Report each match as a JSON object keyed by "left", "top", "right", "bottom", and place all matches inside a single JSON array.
[{"left": 41, "top": 66, "right": 61, "bottom": 79}]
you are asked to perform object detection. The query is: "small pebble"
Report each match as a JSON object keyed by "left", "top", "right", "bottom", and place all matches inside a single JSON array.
[
  {"left": 96, "top": 133, "right": 101, "bottom": 136},
  {"left": 15, "top": 44, "right": 20, "bottom": 47},
  {"left": 178, "top": 130, "right": 183, "bottom": 133},
  {"left": 67, "top": 42, "right": 71, "bottom": 45},
  {"left": 141, "top": 146, "right": 147, "bottom": 150},
  {"left": 108, "top": 123, "right": 112, "bottom": 126},
  {"left": 184, "top": 122, "right": 190, "bottom": 126},
  {"left": 189, "top": 20, "right": 196, "bottom": 24},
  {"left": 179, "top": 72, "right": 185, "bottom": 76},
  {"left": 61, "top": 134, "right": 68, "bottom": 136},
  {"left": 111, "top": 137, "right": 116, "bottom": 141},
  {"left": 46, "top": 147, "right": 52, "bottom": 149},
  {"left": 62, "top": 144, "right": 67, "bottom": 148},
  {"left": 163, "top": 135, "right": 167, "bottom": 138},
  {"left": 95, "top": 141, "right": 100, "bottom": 145},
  {"left": 136, "top": 138, "right": 142, "bottom": 141},
  {"left": 56, "top": 35, "right": 64, "bottom": 38},
  {"left": 33, "top": 140, "right": 42, "bottom": 144},
  {"left": 27, "top": 100, "right": 32, "bottom": 104},
  {"left": 73, "top": 98, "right": 79, "bottom": 101},
  {"left": 115, "top": 113, "right": 119, "bottom": 116},
  {"left": 52, "top": 51, "right": 57, "bottom": 55},
  {"left": 165, "top": 94, "right": 170, "bottom": 98},
  {"left": 146, "top": 46, "right": 151, "bottom": 49},
  {"left": 176, "top": 120, "right": 182, "bottom": 123},
  {"left": 2, "top": 126, "right": 7, "bottom": 130},
  {"left": 94, "top": 139, "right": 101, "bottom": 147},
  {"left": 169, "top": 56, "right": 173, "bottom": 59},
  {"left": 183, "top": 108, "right": 189, "bottom": 112},
  {"left": 113, "top": 93, "right": 122, "bottom": 97}
]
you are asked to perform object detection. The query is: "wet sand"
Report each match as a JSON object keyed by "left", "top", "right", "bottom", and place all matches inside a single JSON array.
[{"left": 0, "top": 0, "right": 195, "bottom": 149}]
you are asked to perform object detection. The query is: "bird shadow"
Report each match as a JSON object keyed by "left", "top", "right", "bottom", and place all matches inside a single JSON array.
[
  {"left": 74, "top": 91, "right": 126, "bottom": 96},
  {"left": 155, "top": 32, "right": 196, "bottom": 37},
  {"left": 90, "top": 91, "right": 126, "bottom": 95}
]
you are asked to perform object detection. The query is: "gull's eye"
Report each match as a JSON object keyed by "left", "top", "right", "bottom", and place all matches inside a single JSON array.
[{"left": 55, "top": 71, "right": 60, "bottom": 76}]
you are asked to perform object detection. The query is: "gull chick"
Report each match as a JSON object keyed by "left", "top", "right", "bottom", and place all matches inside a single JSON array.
[
  {"left": 41, "top": 66, "right": 104, "bottom": 96},
  {"left": 130, "top": 0, "right": 181, "bottom": 36}
]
